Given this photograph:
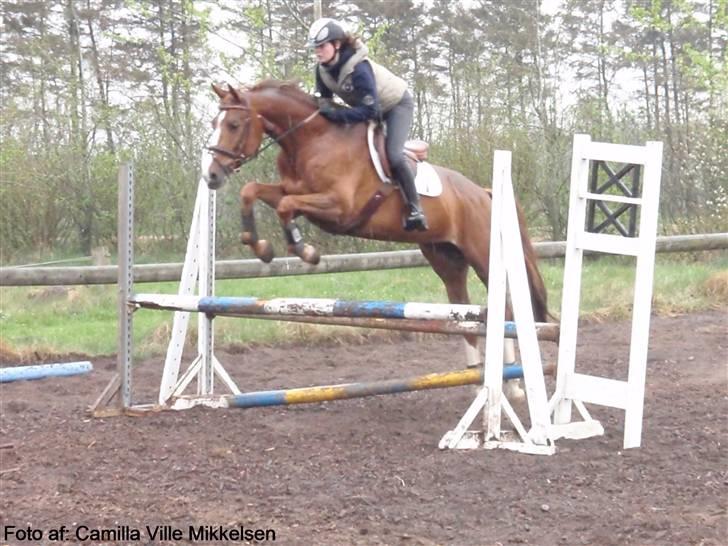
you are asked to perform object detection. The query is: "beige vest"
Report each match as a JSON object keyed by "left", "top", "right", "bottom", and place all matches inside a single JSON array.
[{"left": 318, "top": 40, "right": 407, "bottom": 113}]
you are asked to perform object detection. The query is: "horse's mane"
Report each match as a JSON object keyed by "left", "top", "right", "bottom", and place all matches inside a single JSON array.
[{"left": 250, "top": 79, "right": 318, "bottom": 109}]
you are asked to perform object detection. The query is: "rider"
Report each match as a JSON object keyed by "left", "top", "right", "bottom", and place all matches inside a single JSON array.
[{"left": 307, "top": 18, "right": 428, "bottom": 232}]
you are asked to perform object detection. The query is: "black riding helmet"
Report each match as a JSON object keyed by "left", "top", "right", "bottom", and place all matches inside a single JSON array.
[{"left": 308, "top": 18, "right": 347, "bottom": 47}]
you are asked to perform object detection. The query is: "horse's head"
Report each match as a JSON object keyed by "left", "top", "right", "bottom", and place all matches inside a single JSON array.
[{"left": 202, "top": 83, "right": 264, "bottom": 189}]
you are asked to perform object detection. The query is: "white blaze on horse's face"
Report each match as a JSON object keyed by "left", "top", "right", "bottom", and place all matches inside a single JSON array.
[{"left": 202, "top": 110, "right": 226, "bottom": 187}]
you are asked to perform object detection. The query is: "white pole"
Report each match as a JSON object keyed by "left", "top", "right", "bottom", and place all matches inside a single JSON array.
[
  {"left": 623, "top": 140, "right": 663, "bottom": 448},
  {"left": 159, "top": 181, "right": 205, "bottom": 403},
  {"left": 197, "top": 185, "right": 216, "bottom": 395}
]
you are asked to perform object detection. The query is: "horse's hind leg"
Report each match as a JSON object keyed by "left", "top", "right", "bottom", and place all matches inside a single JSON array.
[
  {"left": 240, "top": 182, "right": 286, "bottom": 263},
  {"left": 419, "top": 243, "right": 483, "bottom": 368}
]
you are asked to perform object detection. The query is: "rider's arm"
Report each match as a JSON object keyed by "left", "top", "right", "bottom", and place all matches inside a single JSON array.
[{"left": 321, "top": 61, "right": 380, "bottom": 124}]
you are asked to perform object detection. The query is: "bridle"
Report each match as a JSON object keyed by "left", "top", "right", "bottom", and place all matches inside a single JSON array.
[
  {"left": 206, "top": 104, "right": 256, "bottom": 174},
  {"left": 206, "top": 103, "right": 320, "bottom": 173}
]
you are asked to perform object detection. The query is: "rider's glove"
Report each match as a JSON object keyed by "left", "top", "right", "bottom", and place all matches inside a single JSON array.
[
  {"left": 318, "top": 102, "right": 338, "bottom": 120},
  {"left": 318, "top": 99, "right": 338, "bottom": 121}
]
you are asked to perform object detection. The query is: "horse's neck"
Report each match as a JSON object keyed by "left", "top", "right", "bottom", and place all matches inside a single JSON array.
[
  {"left": 253, "top": 92, "right": 317, "bottom": 134},
  {"left": 251, "top": 91, "right": 371, "bottom": 181},
  {"left": 252, "top": 91, "right": 330, "bottom": 163}
]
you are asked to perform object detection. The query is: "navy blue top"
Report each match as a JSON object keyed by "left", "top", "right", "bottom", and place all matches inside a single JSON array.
[{"left": 315, "top": 46, "right": 380, "bottom": 124}]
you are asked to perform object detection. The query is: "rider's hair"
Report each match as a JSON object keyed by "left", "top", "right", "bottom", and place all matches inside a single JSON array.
[{"left": 338, "top": 33, "right": 359, "bottom": 49}]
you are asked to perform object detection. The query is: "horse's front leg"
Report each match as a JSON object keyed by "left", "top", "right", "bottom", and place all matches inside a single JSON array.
[
  {"left": 276, "top": 192, "right": 344, "bottom": 265},
  {"left": 240, "top": 181, "right": 286, "bottom": 263}
]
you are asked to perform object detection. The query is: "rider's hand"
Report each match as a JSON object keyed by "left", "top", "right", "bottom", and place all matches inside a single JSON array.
[{"left": 318, "top": 102, "right": 338, "bottom": 119}]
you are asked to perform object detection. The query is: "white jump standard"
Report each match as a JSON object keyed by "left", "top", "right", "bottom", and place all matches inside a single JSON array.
[
  {"left": 440, "top": 136, "right": 663, "bottom": 453},
  {"left": 549, "top": 135, "right": 664, "bottom": 449}
]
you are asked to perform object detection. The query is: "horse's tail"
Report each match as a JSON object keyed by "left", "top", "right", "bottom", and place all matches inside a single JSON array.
[
  {"left": 514, "top": 200, "right": 552, "bottom": 323},
  {"left": 482, "top": 188, "right": 551, "bottom": 322}
]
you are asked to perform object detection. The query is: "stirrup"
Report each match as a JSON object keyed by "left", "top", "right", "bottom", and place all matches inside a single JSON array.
[{"left": 404, "top": 209, "right": 428, "bottom": 232}]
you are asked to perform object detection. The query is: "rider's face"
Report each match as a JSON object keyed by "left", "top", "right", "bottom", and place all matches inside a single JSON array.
[{"left": 314, "top": 42, "right": 337, "bottom": 64}]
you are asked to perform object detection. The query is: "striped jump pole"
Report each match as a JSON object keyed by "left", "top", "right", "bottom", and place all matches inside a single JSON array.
[
  {"left": 169, "top": 365, "right": 543, "bottom": 411},
  {"left": 131, "top": 295, "right": 560, "bottom": 341},
  {"left": 0, "top": 361, "right": 93, "bottom": 383}
]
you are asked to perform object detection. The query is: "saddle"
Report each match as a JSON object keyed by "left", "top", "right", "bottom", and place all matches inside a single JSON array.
[{"left": 341, "top": 122, "right": 440, "bottom": 234}]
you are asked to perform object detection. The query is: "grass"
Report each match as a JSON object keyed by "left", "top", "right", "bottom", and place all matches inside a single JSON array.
[{"left": 0, "top": 253, "right": 726, "bottom": 362}]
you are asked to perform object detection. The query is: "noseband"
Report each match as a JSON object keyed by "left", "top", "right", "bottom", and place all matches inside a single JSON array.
[{"left": 207, "top": 103, "right": 320, "bottom": 174}]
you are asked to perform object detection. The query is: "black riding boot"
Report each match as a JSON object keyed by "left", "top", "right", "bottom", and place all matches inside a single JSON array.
[{"left": 392, "top": 163, "right": 428, "bottom": 231}]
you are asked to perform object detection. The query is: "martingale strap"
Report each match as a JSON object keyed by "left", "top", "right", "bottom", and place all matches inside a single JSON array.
[{"left": 340, "top": 186, "right": 395, "bottom": 234}]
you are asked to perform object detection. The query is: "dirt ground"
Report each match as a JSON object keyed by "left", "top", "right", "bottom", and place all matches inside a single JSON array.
[{"left": 1, "top": 310, "right": 726, "bottom": 545}]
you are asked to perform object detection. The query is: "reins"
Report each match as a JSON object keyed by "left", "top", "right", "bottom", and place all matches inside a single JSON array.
[{"left": 207, "top": 104, "right": 320, "bottom": 171}]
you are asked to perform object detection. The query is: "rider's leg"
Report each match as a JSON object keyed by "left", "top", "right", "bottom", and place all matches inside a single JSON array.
[
  {"left": 391, "top": 160, "right": 427, "bottom": 231},
  {"left": 384, "top": 91, "right": 428, "bottom": 231}
]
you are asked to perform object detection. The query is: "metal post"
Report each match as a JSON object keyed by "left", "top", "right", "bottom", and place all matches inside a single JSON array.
[{"left": 117, "top": 163, "right": 134, "bottom": 408}]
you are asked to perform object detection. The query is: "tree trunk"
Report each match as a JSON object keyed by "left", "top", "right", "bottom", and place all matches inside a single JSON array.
[
  {"left": 642, "top": 64, "right": 652, "bottom": 129},
  {"left": 652, "top": 41, "right": 660, "bottom": 132},
  {"left": 85, "top": 0, "right": 115, "bottom": 154}
]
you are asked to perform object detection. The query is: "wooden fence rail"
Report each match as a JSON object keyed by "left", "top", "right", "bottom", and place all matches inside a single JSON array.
[{"left": 1, "top": 233, "right": 726, "bottom": 287}]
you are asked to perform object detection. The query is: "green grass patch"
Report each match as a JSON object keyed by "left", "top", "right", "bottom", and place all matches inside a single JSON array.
[{"left": 0, "top": 253, "right": 725, "bottom": 361}]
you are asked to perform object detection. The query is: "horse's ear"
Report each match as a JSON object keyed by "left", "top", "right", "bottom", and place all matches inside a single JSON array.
[
  {"left": 211, "top": 83, "right": 227, "bottom": 100},
  {"left": 227, "top": 84, "right": 245, "bottom": 105}
]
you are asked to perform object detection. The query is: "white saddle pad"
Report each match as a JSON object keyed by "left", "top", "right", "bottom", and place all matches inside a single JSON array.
[
  {"left": 412, "top": 161, "right": 442, "bottom": 196},
  {"left": 367, "top": 123, "right": 443, "bottom": 197}
]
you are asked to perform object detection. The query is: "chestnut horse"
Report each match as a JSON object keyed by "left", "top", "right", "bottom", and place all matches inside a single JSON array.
[{"left": 203, "top": 80, "right": 549, "bottom": 367}]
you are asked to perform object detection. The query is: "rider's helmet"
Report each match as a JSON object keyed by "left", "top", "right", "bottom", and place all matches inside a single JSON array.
[{"left": 307, "top": 18, "right": 347, "bottom": 47}]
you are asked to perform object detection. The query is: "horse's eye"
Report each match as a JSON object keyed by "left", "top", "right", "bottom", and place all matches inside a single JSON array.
[{"left": 229, "top": 120, "right": 241, "bottom": 130}]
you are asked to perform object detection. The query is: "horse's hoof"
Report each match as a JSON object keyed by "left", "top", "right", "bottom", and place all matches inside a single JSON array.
[
  {"left": 240, "top": 231, "right": 255, "bottom": 245},
  {"left": 255, "top": 240, "right": 274, "bottom": 263},
  {"left": 301, "top": 244, "right": 320, "bottom": 265},
  {"left": 287, "top": 243, "right": 320, "bottom": 265}
]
